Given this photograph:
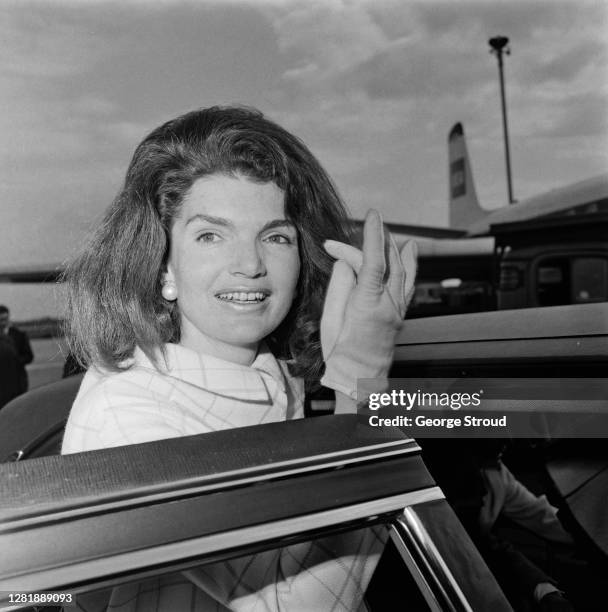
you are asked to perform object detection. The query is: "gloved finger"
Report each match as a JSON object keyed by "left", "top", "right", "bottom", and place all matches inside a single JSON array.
[
  {"left": 386, "top": 234, "right": 406, "bottom": 316},
  {"left": 358, "top": 209, "right": 386, "bottom": 294},
  {"left": 321, "top": 259, "right": 356, "bottom": 359},
  {"left": 400, "top": 240, "right": 418, "bottom": 309},
  {"left": 324, "top": 240, "right": 363, "bottom": 274}
]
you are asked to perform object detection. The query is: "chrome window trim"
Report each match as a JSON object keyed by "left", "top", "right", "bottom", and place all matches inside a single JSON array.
[{"left": 389, "top": 507, "right": 473, "bottom": 612}]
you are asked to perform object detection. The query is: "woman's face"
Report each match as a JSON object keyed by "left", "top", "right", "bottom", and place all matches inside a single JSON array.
[{"left": 165, "top": 173, "right": 300, "bottom": 364}]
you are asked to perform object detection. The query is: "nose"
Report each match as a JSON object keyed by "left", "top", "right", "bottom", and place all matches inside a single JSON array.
[{"left": 229, "top": 238, "right": 267, "bottom": 278}]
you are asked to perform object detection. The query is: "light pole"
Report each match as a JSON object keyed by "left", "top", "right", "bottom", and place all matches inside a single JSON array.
[{"left": 489, "top": 35, "right": 515, "bottom": 204}]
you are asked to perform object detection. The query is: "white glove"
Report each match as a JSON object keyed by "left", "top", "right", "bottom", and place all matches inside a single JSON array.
[{"left": 320, "top": 209, "right": 417, "bottom": 399}]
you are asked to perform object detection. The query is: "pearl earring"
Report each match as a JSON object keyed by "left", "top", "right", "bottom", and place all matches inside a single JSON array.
[{"left": 162, "top": 283, "right": 178, "bottom": 301}]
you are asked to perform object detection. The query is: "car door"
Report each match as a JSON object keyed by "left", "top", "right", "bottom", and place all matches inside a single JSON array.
[{"left": 0, "top": 413, "right": 510, "bottom": 611}]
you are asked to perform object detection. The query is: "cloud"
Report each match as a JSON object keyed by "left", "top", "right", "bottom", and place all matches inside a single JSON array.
[
  {"left": 1, "top": 6, "right": 111, "bottom": 78},
  {"left": 267, "top": 1, "right": 607, "bottom": 101},
  {"left": 413, "top": 0, "right": 604, "bottom": 42},
  {"left": 266, "top": 1, "right": 404, "bottom": 82},
  {"left": 521, "top": 90, "right": 608, "bottom": 139},
  {"left": 520, "top": 39, "right": 607, "bottom": 86}
]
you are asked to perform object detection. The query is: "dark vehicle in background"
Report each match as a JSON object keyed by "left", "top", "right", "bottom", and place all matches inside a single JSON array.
[
  {"left": 407, "top": 213, "right": 608, "bottom": 318},
  {"left": 495, "top": 213, "right": 608, "bottom": 310}
]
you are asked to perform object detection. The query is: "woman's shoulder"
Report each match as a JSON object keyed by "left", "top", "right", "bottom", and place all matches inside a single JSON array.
[
  {"left": 61, "top": 357, "right": 182, "bottom": 454},
  {"left": 63, "top": 349, "right": 158, "bottom": 420},
  {"left": 73, "top": 363, "right": 155, "bottom": 403}
]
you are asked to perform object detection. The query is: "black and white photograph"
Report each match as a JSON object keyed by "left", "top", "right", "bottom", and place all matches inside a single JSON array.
[{"left": 1, "top": 1, "right": 607, "bottom": 610}]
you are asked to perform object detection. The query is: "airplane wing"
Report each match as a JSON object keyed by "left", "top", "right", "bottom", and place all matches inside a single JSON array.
[
  {"left": 350, "top": 218, "right": 465, "bottom": 240},
  {"left": 0, "top": 264, "right": 63, "bottom": 283},
  {"left": 467, "top": 174, "right": 608, "bottom": 236}
]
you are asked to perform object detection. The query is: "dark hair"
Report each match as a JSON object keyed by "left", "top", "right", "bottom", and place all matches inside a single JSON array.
[
  {"left": 65, "top": 106, "right": 353, "bottom": 386},
  {"left": 0, "top": 305, "right": 8, "bottom": 315}
]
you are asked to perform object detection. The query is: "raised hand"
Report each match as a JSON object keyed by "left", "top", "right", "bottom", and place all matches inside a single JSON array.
[{"left": 320, "top": 209, "right": 417, "bottom": 399}]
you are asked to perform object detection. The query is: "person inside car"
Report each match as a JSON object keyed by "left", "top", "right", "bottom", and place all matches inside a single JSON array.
[{"left": 61, "top": 106, "right": 416, "bottom": 611}]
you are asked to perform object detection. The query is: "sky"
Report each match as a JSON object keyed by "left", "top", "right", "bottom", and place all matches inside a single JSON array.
[{"left": 1, "top": 0, "right": 607, "bottom": 318}]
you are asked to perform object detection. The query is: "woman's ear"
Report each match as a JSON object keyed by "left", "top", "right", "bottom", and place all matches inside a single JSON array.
[
  {"left": 162, "top": 264, "right": 175, "bottom": 285},
  {"left": 161, "top": 265, "right": 178, "bottom": 301}
]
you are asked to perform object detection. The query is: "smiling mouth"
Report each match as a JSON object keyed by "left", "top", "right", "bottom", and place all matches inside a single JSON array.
[{"left": 216, "top": 291, "right": 269, "bottom": 304}]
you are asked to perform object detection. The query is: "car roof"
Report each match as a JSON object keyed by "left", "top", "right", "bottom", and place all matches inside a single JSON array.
[{"left": 396, "top": 303, "right": 608, "bottom": 362}]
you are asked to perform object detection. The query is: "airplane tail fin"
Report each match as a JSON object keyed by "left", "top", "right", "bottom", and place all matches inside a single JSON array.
[{"left": 448, "top": 122, "right": 485, "bottom": 229}]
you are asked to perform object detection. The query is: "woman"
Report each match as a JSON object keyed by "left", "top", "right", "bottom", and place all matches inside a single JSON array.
[{"left": 63, "top": 106, "right": 416, "bottom": 610}]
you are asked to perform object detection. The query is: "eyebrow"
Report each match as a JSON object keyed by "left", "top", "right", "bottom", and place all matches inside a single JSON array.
[
  {"left": 185, "top": 214, "right": 296, "bottom": 233},
  {"left": 185, "top": 214, "right": 233, "bottom": 228}
]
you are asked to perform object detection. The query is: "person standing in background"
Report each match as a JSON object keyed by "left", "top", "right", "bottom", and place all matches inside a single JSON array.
[
  {"left": 0, "top": 305, "right": 34, "bottom": 394},
  {"left": 0, "top": 338, "right": 21, "bottom": 408}
]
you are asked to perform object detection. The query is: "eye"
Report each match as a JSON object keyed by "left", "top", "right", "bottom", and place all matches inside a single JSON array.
[
  {"left": 197, "top": 232, "right": 221, "bottom": 244},
  {"left": 264, "top": 233, "right": 293, "bottom": 245}
]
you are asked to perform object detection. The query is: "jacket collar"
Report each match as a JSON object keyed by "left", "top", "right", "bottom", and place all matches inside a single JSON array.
[{"left": 132, "top": 342, "right": 286, "bottom": 402}]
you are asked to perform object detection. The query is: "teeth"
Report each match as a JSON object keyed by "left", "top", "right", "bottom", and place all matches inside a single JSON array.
[{"left": 217, "top": 292, "right": 267, "bottom": 302}]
